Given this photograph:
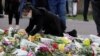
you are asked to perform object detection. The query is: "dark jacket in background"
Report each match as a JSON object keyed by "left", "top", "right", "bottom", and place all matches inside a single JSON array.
[
  {"left": 0, "top": 0, "right": 3, "bottom": 14},
  {"left": 35, "top": 0, "right": 49, "bottom": 10}
]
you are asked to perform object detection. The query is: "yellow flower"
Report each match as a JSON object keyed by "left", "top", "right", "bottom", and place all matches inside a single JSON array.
[
  {"left": 34, "top": 34, "right": 42, "bottom": 39},
  {"left": 10, "top": 38, "right": 16, "bottom": 43},
  {"left": 83, "top": 38, "right": 91, "bottom": 46},
  {"left": 58, "top": 44, "right": 65, "bottom": 52},
  {"left": 0, "top": 46, "right": 4, "bottom": 52},
  {"left": 67, "top": 52, "right": 72, "bottom": 56},
  {"left": 28, "top": 35, "right": 35, "bottom": 42},
  {"left": 17, "top": 29, "right": 26, "bottom": 36},
  {"left": 61, "top": 37, "right": 71, "bottom": 44}
]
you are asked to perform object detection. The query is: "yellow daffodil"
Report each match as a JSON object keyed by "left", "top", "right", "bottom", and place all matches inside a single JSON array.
[
  {"left": 0, "top": 46, "right": 4, "bottom": 52},
  {"left": 83, "top": 38, "right": 91, "bottom": 46},
  {"left": 67, "top": 52, "right": 72, "bottom": 56},
  {"left": 34, "top": 34, "right": 42, "bottom": 39},
  {"left": 61, "top": 37, "right": 71, "bottom": 44},
  {"left": 28, "top": 35, "right": 35, "bottom": 42},
  {"left": 58, "top": 44, "right": 65, "bottom": 52}
]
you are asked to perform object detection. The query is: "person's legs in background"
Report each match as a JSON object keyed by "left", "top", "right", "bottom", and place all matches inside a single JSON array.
[
  {"left": 66, "top": 0, "right": 69, "bottom": 14},
  {"left": 5, "top": 0, "right": 9, "bottom": 15},
  {"left": 72, "top": 2, "right": 77, "bottom": 17},
  {"left": 8, "top": 1, "right": 20, "bottom": 29},
  {"left": 48, "top": 0, "right": 67, "bottom": 31},
  {"left": 68, "top": 0, "right": 73, "bottom": 16},
  {"left": 15, "top": 11, "right": 20, "bottom": 29},
  {"left": 31, "top": 0, "right": 35, "bottom": 7},
  {"left": 92, "top": 0, "right": 100, "bottom": 36},
  {"left": 83, "top": 0, "right": 91, "bottom": 21},
  {"left": 18, "top": 0, "right": 27, "bottom": 18},
  {"left": 8, "top": 10, "right": 13, "bottom": 27},
  {"left": 48, "top": 0, "right": 57, "bottom": 14},
  {"left": 14, "top": 2, "right": 20, "bottom": 29},
  {"left": 57, "top": 0, "right": 67, "bottom": 27},
  {"left": 0, "top": 0, "right": 4, "bottom": 18}
]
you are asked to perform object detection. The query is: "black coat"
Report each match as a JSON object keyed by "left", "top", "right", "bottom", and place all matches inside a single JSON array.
[
  {"left": 35, "top": 0, "right": 49, "bottom": 10},
  {"left": 26, "top": 8, "right": 66, "bottom": 36},
  {"left": 92, "top": 0, "right": 100, "bottom": 34},
  {"left": 73, "top": 0, "right": 78, "bottom": 2}
]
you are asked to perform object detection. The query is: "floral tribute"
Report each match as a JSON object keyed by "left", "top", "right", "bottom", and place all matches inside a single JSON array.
[{"left": 0, "top": 28, "right": 99, "bottom": 56}]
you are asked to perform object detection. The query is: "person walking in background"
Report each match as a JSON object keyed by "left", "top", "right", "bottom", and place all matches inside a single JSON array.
[
  {"left": 91, "top": 0, "right": 100, "bottom": 37},
  {"left": 66, "top": 0, "right": 69, "bottom": 15},
  {"left": 5, "top": 0, "right": 9, "bottom": 15},
  {"left": 67, "top": 0, "right": 73, "bottom": 16},
  {"left": 48, "top": 0, "right": 67, "bottom": 30},
  {"left": 67, "top": 0, "right": 79, "bottom": 17},
  {"left": 83, "top": 0, "right": 91, "bottom": 21},
  {"left": 72, "top": 0, "right": 79, "bottom": 17},
  {"left": 0, "top": 0, "right": 4, "bottom": 18},
  {"left": 8, "top": 0, "right": 20, "bottom": 29}
]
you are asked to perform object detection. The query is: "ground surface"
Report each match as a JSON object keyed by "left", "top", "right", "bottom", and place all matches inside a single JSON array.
[{"left": 0, "top": 15, "right": 97, "bottom": 35}]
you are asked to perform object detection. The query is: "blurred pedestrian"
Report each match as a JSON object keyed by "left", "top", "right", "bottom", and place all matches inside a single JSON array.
[
  {"left": 91, "top": 0, "right": 100, "bottom": 36},
  {"left": 72, "top": 0, "right": 79, "bottom": 17},
  {"left": 67, "top": 0, "right": 73, "bottom": 16},
  {"left": 0, "top": 0, "right": 4, "bottom": 18},
  {"left": 5, "top": 0, "right": 9, "bottom": 15},
  {"left": 66, "top": 0, "right": 69, "bottom": 14},
  {"left": 8, "top": 0, "right": 20, "bottom": 29},
  {"left": 83, "top": 0, "right": 91, "bottom": 21}
]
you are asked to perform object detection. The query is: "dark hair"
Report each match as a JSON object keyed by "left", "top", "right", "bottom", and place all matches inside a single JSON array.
[{"left": 23, "top": 2, "right": 33, "bottom": 10}]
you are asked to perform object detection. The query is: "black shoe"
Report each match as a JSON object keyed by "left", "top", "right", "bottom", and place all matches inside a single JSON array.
[
  {"left": 97, "top": 34, "right": 100, "bottom": 37},
  {"left": 0, "top": 15, "right": 4, "bottom": 18},
  {"left": 84, "top": 19, "right": 89, "bottom": 22},
  {"left": 73, "top": 15, "right": 77, "bottom": 17},
  {"left": 66, "top": 29, "right": 77, "bottom": 37}
]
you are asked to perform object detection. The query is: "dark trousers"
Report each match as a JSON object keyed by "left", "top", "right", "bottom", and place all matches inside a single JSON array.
[
  {"left": 92, "top": 0, "right": 100, "bottom": 34},
  {"left": 66, "top": 0, "right": 69, "bottom": 14},
  {"left": 8, "top": 2, "right": 20, "bottom": 25},
  {"left": 5, "top": 0, "right": 9, "bottom": 14},
  {"left": 0, "top": 0, "right": 3, "bottom": 14},
  {"left": 83, "top": 0, "right": 91, "bottom": 20}
]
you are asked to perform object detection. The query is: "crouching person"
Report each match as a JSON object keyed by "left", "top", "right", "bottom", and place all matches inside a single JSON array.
[{"left": 26, "top": 7, "right": 66, "bottom": 37}]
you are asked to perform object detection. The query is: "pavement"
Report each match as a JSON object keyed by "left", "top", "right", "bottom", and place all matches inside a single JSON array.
[
  {"left": 66, "top": 19, "right": 97, "bottom": 35},
  {"left": 0, "top": 15, "right": 97, "bottom": 35}
]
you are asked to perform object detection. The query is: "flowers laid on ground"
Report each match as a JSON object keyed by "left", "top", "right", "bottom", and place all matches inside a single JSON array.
[{"left": 0, "top": 28, "right": 99, "bottom": 56}]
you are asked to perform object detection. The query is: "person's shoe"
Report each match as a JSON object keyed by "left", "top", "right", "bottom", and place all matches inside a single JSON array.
[
  {"left": 73, "top": 15, "right": 77, "bottom": 17},
  {"left": 0, "top": 15, "right": 4, "bottom": 18},
  {"left": 66, "top": 29, "right": 77, "bottom": 37},
  {"left": 84, "top": 19, "right": 89, "bottom": 22},
  {"left": 97, "top": 34, "right": 100, "bottom": 37}
]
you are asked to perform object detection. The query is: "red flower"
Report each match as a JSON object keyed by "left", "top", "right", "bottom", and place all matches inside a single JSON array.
[
  {"left": 52, "top": 43, "right": 58, "bottom": 49},
  {"left": 4, "top": 29, "right": 8, "bottom": 34},
  {"left": 38, "top": 47, "right": 49, "bottom": 52}
]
